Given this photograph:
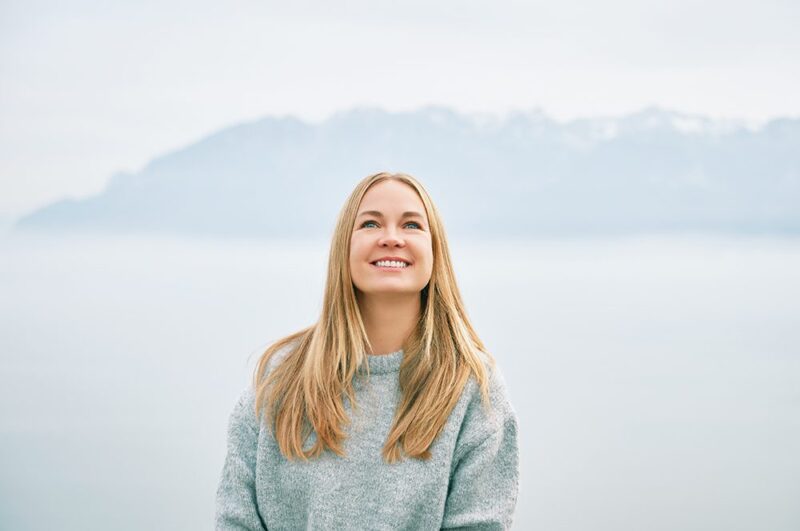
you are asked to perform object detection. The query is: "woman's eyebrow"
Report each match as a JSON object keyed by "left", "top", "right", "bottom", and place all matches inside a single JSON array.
[{"left": 357, "top": 210, "right": 425, "bottom": 219}]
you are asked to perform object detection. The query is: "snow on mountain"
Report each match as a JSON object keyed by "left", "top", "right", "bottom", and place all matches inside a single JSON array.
[{"left": 14, "top": 106, "right": 800, "bottom": 238}]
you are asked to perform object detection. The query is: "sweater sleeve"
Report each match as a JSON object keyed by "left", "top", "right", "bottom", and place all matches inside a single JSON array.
[
  {"left": 441, "top": 365, "right": 520, "bottom": 530},
  {"left": 215, "top": 387, "right": 268, "bottom": 531}
]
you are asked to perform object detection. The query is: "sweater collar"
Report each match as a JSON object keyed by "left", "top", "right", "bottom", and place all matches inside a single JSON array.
[{"left": 360, "top": 349, "right": 404, "bottom": 375}]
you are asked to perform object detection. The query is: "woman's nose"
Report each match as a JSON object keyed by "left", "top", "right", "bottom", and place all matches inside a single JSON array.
[{"left": 379, "top": 229, "right": 405, "bottom": 247}]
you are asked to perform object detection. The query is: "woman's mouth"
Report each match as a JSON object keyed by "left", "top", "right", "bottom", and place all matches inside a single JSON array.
[{"left": 371, "top": 259, "right": 411, "bottom": 270}]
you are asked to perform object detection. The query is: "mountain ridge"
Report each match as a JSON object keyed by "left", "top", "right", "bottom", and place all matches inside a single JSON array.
[{"left": 14, "top": 106, "right": 800, "bottom": 238}]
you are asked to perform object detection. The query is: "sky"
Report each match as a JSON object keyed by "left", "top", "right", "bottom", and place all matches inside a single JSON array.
[{"left": 1, "top": 0, "right": 798, "bottom": 220}]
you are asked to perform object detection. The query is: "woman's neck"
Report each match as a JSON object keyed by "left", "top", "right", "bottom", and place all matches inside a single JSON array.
[{"left": 356, "top": 292, "right": 421, "bottom": 355}]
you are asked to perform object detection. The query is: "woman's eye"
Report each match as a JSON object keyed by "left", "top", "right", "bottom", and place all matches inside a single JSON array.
[{"left": 359, "top": 220, "right": 423, "bottom": 229}]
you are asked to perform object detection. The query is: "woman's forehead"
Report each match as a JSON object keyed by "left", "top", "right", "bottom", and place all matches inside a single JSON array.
[{"left": 358, "top": 180, "right": 427, "bottom": 214}]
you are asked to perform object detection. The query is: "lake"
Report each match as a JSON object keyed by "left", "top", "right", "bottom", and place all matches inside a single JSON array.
[{"left": 1, "top": 232, "right": 798, "bottom": 530}]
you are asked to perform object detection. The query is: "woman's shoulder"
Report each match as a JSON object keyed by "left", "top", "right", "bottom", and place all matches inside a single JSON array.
[
  {"left": 261, "top": 339, "right": 299, "bottom": 379},
  {"left": 453, "top": 350, "right": 518, "bottom": 447},
  {"left": 230, "top": 339, "right": 300, "bottom": 418}
]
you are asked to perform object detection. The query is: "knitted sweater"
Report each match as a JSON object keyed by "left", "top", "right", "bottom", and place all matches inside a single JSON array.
[{"left": 215, "top": 347, "right": 520, "bottom": 530}]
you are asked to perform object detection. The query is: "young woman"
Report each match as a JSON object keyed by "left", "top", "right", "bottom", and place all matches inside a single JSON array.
[{"left": 216, "top": 172, "right": 519, "bottom": 530}]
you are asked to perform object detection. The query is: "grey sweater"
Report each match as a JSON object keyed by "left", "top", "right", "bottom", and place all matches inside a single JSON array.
[{"left": 215, "top": 348, "right": 519, "bottom": 530}]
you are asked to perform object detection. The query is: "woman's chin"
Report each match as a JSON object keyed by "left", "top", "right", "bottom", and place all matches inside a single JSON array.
[{"left": 359, "top": 286, "right": 422, "bottom": 297}]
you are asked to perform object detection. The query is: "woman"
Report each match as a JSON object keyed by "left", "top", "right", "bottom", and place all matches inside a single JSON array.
[{"left": 216, "top": 172, "right": 519, "bottom": 530}]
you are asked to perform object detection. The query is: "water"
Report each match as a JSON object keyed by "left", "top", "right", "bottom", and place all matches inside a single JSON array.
[{"left": 1, "top": 232, "right": 798, "bottom": 530}]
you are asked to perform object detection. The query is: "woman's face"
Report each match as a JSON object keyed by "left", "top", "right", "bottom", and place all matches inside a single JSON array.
[{"left": 349, "top": 179, "right": 434, "bottom": 298}]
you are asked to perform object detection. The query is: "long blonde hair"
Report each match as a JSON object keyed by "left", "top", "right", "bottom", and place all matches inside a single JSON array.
[{"left": 254, "top": 171, "right": 495, "bottom": 463}]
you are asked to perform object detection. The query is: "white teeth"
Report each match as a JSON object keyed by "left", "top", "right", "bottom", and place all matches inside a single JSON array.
[{"left": 374, "top": 260, "right": 408, "bottom": 268}]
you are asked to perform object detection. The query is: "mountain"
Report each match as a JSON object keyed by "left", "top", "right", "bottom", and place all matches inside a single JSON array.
[{"left": 14, "top": 105, "right": 800, "bottom": 238}]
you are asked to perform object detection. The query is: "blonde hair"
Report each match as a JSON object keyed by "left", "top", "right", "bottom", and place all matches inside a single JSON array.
[{"left": 254, "top": 171, "right": 495, "bottom": 463}]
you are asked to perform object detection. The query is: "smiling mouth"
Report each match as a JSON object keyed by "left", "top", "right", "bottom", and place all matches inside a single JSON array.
[{"left": 370, "top": 260, "right": 411, "bottom": 269}]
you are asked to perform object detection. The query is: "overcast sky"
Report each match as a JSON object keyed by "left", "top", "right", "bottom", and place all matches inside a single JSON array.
[{"left": 1, "top": 0, "right": 798, "bottom": 219}]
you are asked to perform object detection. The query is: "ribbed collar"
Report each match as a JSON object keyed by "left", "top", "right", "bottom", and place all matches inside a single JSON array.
[{"left": 359, "top": 349, "right": 404, "bottom": 375}]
